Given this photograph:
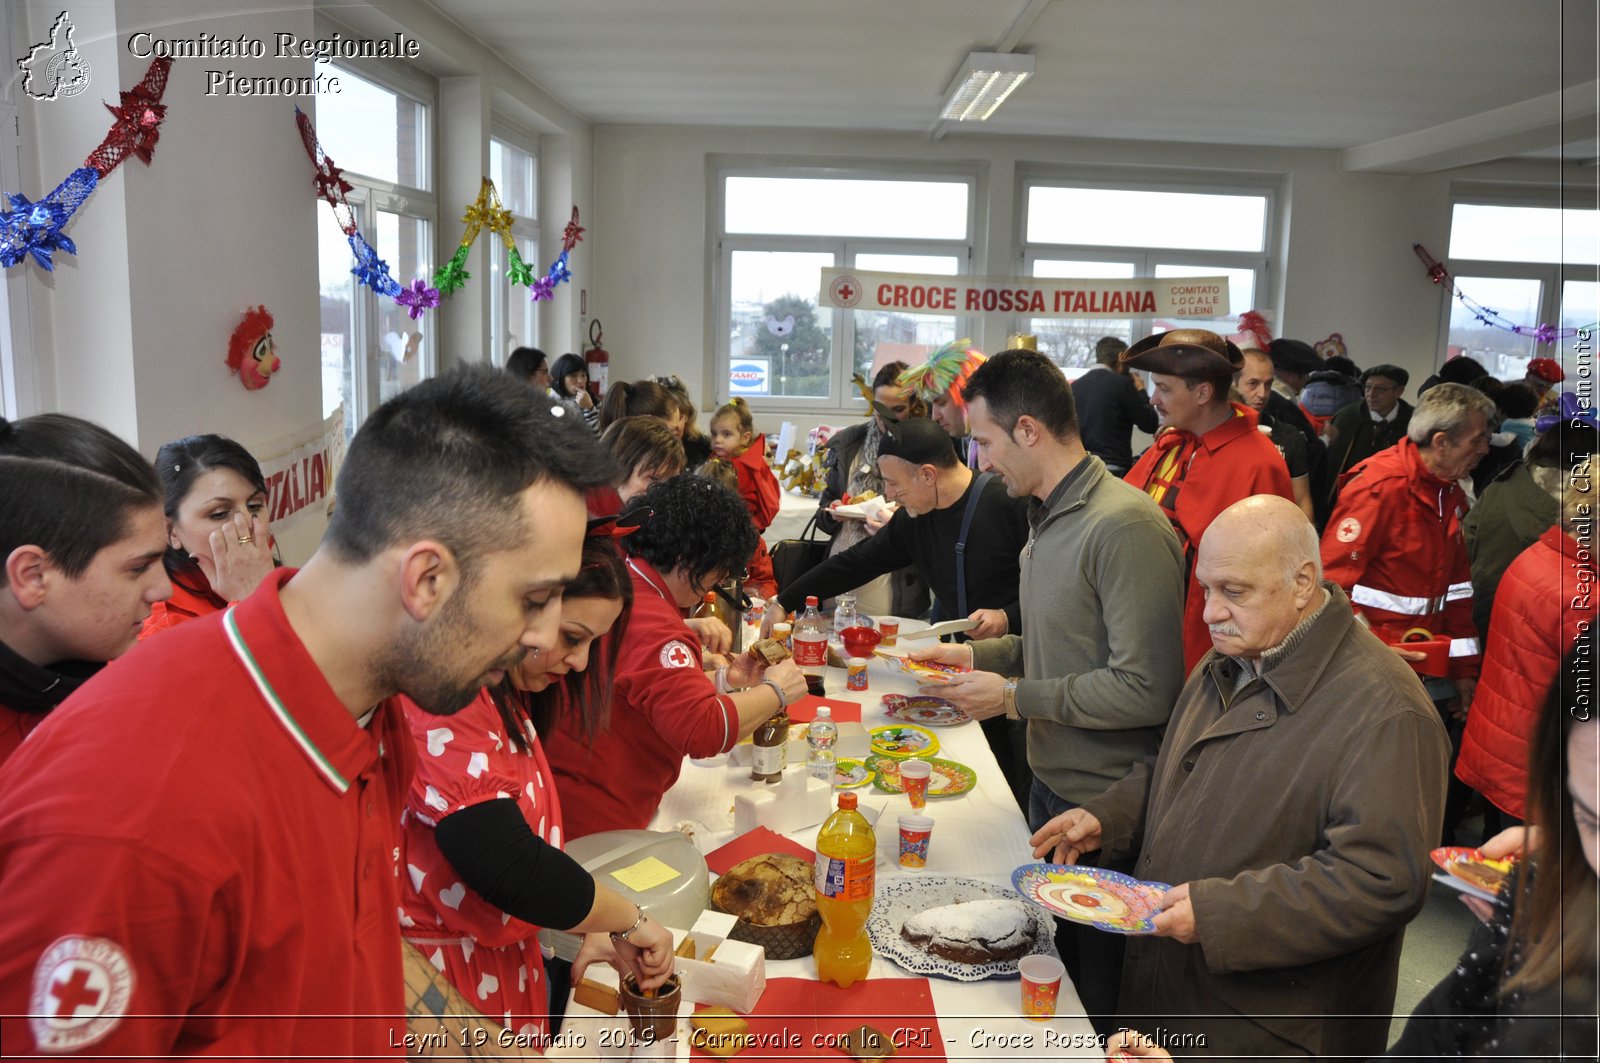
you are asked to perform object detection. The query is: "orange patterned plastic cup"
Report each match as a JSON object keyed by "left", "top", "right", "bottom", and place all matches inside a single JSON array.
[{"left": 1018, "top": 955, "right": 1064, "bottom": 1021}]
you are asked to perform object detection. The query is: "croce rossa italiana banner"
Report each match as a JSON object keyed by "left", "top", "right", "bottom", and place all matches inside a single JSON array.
[{"left": 819, "top": 268, "right": 1230, "bottom": 318}]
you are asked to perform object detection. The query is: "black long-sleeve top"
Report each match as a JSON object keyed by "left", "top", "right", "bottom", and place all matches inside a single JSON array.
[
  {"left": 777, "top": 473, "right": 1030, "bottom": 633},
  {"left": 1072, "top": 366, "right": 1159, "bottom": 474}
]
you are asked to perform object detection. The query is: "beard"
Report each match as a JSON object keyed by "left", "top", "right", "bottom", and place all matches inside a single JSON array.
[{"left": 378, "top": 585, "right": 528, "bottom": 716}]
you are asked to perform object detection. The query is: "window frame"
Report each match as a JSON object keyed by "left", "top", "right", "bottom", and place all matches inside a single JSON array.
[
  {"left": 1016, "top": 172, "right": 1277, "bottom": 368},
  {"left": 315, "top": 61, "right": 438, "bottom": 436},
  {"left": 712, "top": 164, "right": 979, "bottom": 414},
  {"left": 1441, "top": 187, "right": 1597, "bottom": 370},
  {"left": 489, "top": 124, "right": 540, "bottom": 368}
]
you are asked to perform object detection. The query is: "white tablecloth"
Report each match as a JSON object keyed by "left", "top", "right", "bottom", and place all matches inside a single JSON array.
[{"left": 556, "top": 626, "right": 1102, "bottom": 1060}]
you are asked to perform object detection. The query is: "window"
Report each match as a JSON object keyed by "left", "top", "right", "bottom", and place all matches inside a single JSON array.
[
  {"left": 489, "top": 134, "right": 539, "bottom": 366},
  {"left": 1020, "top": 181, "right": 1271, "bottom": 370},
  {"left": 717, "top": 172, "right": 974, "bottom": 408},
  {"left": 314, "top": 66, "right": 435, "bottom": 437},
  {"left": 1443, "top": 199, "right": 1599, "bottom": 380}
]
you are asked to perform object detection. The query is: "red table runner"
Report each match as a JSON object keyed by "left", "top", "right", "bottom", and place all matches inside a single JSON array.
[{"left": 691, "top": 976, "right": 944, "bottom": 1063}]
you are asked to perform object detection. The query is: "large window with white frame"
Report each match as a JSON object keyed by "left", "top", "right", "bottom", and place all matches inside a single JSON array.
[
  {"left": 1442, "top": 196, "right": 1598, "bottom": 381},
  {"left": 716, "top": 171, "right": 975, "bottom": 411},
  {"left": 489, "top": 131, "right": 539, "bottom": 366},
  {"left": 1019, "top": 180, "right": 1272, "bottom": 374},
  {"left": 314, "top": 65, "right": 436, "bottom": 438}
]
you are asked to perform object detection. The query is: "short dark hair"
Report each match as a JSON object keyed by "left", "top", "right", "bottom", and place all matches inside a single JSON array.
[
  {"left": 549, "top": 353, "right": 588, "bottom": 399},
  {"left": 0, "top": 457, "right": 159, "bottom": 579},
  {"left": 872, "top": 361, "right": 910, "bottom": 390},
  {"left": 0, "top": 414, "right": 163, "bottom": 579},
  {"left": 599, "top": 378, "right": 677, "bottom": 432},
  {"left": 155, "top": 434, "right": 268, "bottom": 583},
  {"left": 324, "top": 365, "right": 615, "bottom": 581},
  {"left": 0, "top": 413, "right": 162, "bottom": 498},
  {"left": 1323, "top": 355, "right": 1360, "bottom": 378},
  {"left": 623, "top": 475, "right": 756, "bottom": 589},
  {"left": 505, "top": 347, "right": 548, "bottom": 381},
  {"left": 961, "top": 349, "right": 1079, "bottom": 440},
  {"left": 1094, "top": 337, "right": 1127, "bottom": 366},
  {"left": 1437, "top": 355, "right": 1489, "bottom": 386},
  {"left": 600, "top": 416, "right": 686, "bottom": 485},
  {"left": 1497, "top": 381, "right": 1539, "bottom": 420}
]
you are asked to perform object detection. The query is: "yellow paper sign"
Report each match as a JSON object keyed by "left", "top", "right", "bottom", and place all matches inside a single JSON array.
[{"left": 610, "top": 856, "right": 681, "bottom": 892}]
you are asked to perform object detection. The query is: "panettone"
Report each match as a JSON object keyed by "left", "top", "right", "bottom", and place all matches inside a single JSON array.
[{"left": 709, "top": 853, "right": 820, "bottom": 959}]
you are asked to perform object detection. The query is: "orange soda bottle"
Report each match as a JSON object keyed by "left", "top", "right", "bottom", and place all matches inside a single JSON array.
[{"left": 814, "top": 791, "right": 876, "bottom": 987}]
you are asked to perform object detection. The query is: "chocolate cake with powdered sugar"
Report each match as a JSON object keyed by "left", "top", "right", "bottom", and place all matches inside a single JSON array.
[{"left": 899, "top": 898, "right": 1035, "bottom": 964}]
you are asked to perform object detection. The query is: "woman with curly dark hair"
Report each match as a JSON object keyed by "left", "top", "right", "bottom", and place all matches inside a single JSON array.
[{"left": 545, "top": 475, "right": 805, "bottom": 839}]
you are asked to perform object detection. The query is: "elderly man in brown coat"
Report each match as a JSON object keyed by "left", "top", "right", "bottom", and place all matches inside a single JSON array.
[{"left": 1033, "top": 495, "right": 1448, "bottom": 1058}]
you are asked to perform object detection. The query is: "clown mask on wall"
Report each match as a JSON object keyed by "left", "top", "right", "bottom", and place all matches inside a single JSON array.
[{"left": 227, "top": 305, "right": 280, "bottom": 390}]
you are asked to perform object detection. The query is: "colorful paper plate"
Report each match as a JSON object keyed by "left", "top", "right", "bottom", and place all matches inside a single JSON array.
[
  {"left": 1011, "top": 864, "right": 1170, "bottom": 935},
  {"left": 868, "top": 724, "right": 939, "bottom": 758},
  {"left": 869, "top": 756, "right": 976, "bottom": 798},
  {"left": 832, "top": 758, "right": 873, "bottom": 789},
  {"left": 880, "top": 694, "right": 971, "bottom": 727},
  {"left": 876, "top": 653, "right": 970, "bottom": 685},
  {"left": 1430, "top": 846, "right": 1514, "bottom": 896}
]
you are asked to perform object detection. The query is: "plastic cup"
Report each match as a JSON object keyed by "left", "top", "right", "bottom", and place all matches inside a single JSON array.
[
  {"left": 846, "top": 657, "right": 869, "bottom": 691},
  {"left": 897, "top": 813, "right": 933, "bottom": 871},
  {"left": 1018, "top": 955, "right": 1064, "bottom": 1021},
  {"left": 899, "top": 759, "right": 932, "bottom": 810},
  {"left": 619, "top": 972, "right": 681, "bottom": 1043},
  {"left": 772, "top": 623, "right": 792, "bottom": 651},
  {"left": 878, "top": 619, "right": 899, "bottom": 647}
]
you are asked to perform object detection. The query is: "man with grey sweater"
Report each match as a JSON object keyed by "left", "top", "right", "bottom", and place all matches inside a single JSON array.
[{"left": 908, "top": 349, "right": 1184, "bottom": 1027}]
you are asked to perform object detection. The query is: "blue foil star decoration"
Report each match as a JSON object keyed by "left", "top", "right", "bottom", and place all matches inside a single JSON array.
[
  {"left": 546, "top": 250, "right": 571, "bottom": 286},
  {"left": 0, "top": 168, "right": 97, "bottom": 271},
  {"left": 348, "top": 231, "right": 401, "bottom": 297},
  {"left": 528, "top": 275, "right": 555, "bottom": 302},
  {"left": 395, "top": 277, "right": 441, "bottom": 320}
]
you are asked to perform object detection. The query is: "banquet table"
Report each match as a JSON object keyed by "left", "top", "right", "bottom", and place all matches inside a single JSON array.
[{"left": 554, "top": 625, "right": 1103, "bottom": 1061}]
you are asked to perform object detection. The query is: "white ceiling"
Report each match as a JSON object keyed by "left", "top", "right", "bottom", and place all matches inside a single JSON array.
[{"left": 425, "top": 0, "right": 1599, "bottom": 171}]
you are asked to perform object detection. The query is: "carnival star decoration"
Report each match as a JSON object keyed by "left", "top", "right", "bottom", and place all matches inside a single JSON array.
[
  {"left": 561, "top": 206, "right": 585, "bottom": 251},
  {"left": 432, "top": 245, "right": 472, "bottom": 295},
  {"left": 505, "top": 247, "right": 536, "bottom": 287},
  {"left": 0, "top": 193, "right": 76, "bottom": 270},
  {"left": 313, "top": 153, "right": 354, "bottom": 205},
  {"left": 396, "top": 277, "right": 442, "bottom": 320},
  {"left": 103, "top": 90, "right": 168, "bottom": 166},
  {"left": 529, "top": 275, "right": 555, "bottom": 302},
  {"left": 546, "top": 250, "right": 571, "bottom": 286},
  {"left": 347, "top": 232, "right": 401, "bottom": 296}
]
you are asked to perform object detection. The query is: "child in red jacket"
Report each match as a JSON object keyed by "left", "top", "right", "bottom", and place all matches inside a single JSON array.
[{"left": 708, "top": 398, "right": 779, "bottom": 599}]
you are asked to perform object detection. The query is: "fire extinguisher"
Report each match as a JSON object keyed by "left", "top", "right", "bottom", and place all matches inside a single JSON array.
[{"left": 584, "top": 318, "right": 609, "bottom": 403}]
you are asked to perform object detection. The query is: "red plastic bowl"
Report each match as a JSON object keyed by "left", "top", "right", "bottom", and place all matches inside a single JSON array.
[{"left": 840, "top": 626, "right": 883, "bottom": 659}]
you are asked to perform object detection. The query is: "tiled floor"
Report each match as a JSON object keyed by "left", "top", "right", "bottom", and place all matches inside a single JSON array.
[{"left": 767, "top": 487, "right": 1485, "bottom": 1045}]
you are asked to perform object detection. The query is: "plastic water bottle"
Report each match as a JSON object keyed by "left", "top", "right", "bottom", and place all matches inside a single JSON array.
[
  {"left": 814, "top": 792, "right": 875, "bottom": 987},
  {"left": 832, "top": 592, "right": 859, "bottom": 634},
  {"left": 793, "top": 596, "right": 829, "bottom": 674},
  {"left": 806, "top": 706, "right": 837, "bottom": 784}
]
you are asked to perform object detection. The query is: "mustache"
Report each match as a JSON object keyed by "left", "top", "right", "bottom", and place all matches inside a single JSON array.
[{"left": 1208, "top": 626, "right": 1242, "bottom": 638}]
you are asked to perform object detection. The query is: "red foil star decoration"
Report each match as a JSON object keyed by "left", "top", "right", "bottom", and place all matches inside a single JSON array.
[
  {"left": 82, "top": 57, "right": 173, "bottom": 177},
  {"left": 313, "top": 155, "right": 354, "bottom": 206},
  {"left": 561, "top": 206, "right": 585, "bottom": 251}
]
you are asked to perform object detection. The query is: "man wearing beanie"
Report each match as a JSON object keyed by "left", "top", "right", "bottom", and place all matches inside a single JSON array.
[{"left": 1123, "top": 329, "right": 1295, "bottom": 672}]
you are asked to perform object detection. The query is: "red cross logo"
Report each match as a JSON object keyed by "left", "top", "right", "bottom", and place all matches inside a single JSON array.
[
  {"left": 837, "top": 283, "right": 855, "bottom": 301},
  {"left": 50, "top": 967, "right": 102, "bottom": 1018},
  {"left": 830, "top": 274, "right": 863, "bottom": 308},
  {"left": 659, "top": 641, "right": 695, "bottom": 668}
]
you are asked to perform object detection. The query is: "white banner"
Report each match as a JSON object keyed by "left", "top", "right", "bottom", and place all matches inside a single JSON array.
[
  {"left": 820, "top": 267, "right": 1230, "bottom": 319},
  {"left": 256, "top": 406, "right": 344, "bottom": 534}
]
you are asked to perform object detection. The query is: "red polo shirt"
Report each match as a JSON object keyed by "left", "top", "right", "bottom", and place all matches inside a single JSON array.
[
  {"left": 545, "top": 556, "right": 740, "bottom": 838},
  {"left": 0, "top": 569, "right": 414, "bottom": 1057}
]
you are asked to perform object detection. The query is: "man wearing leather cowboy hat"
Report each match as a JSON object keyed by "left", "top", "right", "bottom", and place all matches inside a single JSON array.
[{"left": 1122, "top": 328, "right": 1295, "bottom": 671}]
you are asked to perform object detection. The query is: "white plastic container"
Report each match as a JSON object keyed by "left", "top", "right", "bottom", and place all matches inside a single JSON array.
[{"left": 539, "top": 829, "right": 710, "bottom": 962}]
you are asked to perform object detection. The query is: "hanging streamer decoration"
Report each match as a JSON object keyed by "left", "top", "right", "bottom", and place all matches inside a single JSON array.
[
  {"left": 431, "top": 181, "right": 583, "bottom": 305},
  {"left": 0, "top": 57, "right": 173, "bottom": 271},
  {"left": 294, "top": 106, "right": 406, "bottom": 301},
  {"left": 1413, "top": 243, "right": 1582, "bottom": 345}
]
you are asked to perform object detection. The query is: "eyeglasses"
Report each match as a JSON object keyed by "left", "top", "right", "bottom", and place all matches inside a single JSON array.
[{"left": 1363, "top": 382, "right": 1400, "bottom": 394}]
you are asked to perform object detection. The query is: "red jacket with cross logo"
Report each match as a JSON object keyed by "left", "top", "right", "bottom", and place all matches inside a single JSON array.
[{"left": 1320, "top": 438, "right": 1480, "bottom": 681}]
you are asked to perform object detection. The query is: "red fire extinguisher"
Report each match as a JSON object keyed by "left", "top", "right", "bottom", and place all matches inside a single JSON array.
[{"left": 584, "top": 318, "right": 609, "bottom": 403}]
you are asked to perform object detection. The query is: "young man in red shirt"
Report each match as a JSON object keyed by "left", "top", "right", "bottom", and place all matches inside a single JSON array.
[{"left": 0, "top": 367, "right": 612, "bottom": 1057}]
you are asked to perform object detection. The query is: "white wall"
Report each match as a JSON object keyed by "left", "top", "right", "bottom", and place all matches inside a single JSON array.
[{"left": 591, "top": 123, "right": 1583, "bottom": 437}]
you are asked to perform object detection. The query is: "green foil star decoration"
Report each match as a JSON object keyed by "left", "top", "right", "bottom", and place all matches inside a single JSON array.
[
  {"left": 432, "top": 245, "right": 472, "bottom": 295},
  {"left": 505, "top": 246, "right": 536, "bottom": 287}
]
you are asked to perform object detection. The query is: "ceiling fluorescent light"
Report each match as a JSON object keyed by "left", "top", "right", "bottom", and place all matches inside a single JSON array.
[{"left": 940, "top": 51, "right": 1034, "bottom": 122}]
